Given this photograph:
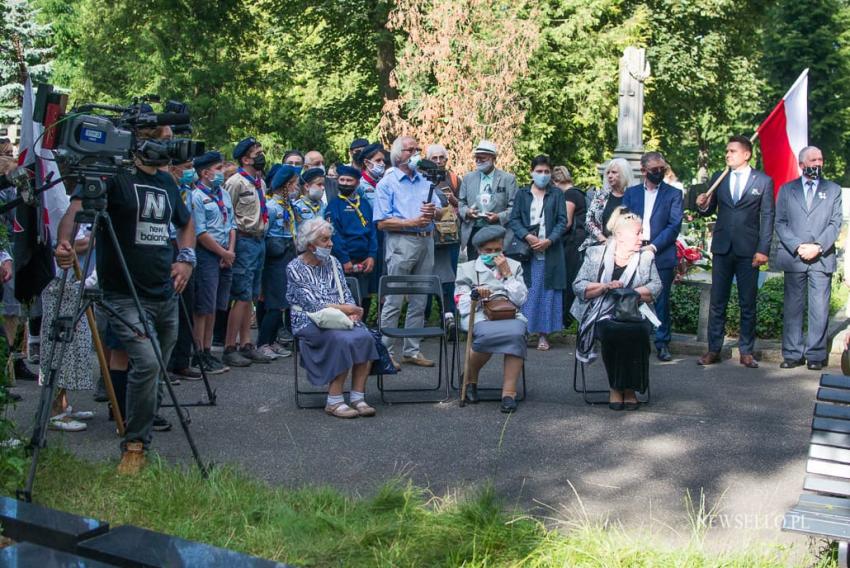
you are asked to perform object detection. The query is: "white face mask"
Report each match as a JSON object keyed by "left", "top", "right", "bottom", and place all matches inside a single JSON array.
[
  {"left": 307, "top": 187, "right": 324, "bottom": 201},
  {"left": 313, "top": 246, "right": 332, "bottom": 262}
]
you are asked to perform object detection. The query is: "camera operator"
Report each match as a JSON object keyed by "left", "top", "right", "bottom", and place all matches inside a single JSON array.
[{"left": 54, "top": 123, "right": 196, "bottom": 475}]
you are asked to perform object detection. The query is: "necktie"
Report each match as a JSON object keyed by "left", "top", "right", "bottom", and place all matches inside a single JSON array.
[
  {"left": 806, "top": 181, "right": 814, "bottom": 210},
  {"left": 732, "top": 173, "right": 741, "bottom": 204}
]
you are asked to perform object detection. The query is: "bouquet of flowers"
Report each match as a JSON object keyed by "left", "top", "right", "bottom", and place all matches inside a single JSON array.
[{"left": 674, "top": 236, "right": 710, "bottom": 282}]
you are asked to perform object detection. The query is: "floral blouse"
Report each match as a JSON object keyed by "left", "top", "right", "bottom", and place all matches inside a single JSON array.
[
  {"left": 286, "top": 256, "right": 355, "bottom": 333},
  {"left": 581, "top": 187, "right": 614, "bottom": 251}
]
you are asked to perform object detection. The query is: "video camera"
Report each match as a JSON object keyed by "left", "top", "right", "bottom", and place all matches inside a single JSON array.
[
  {"left": 33, "top": 84, "right": 205, "bottom": 197},
  {"left": 417, "top": 158, "right": 447, "bottom": 186}
]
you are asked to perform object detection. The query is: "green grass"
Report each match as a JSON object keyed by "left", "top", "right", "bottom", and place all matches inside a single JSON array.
[{"left": 0, "top": 450, "right": 826, "bottom": 567}]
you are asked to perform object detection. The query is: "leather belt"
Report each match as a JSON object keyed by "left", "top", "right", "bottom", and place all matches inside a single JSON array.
[{"left": 237, "top": 230, "right": 264, "bottom": 240}]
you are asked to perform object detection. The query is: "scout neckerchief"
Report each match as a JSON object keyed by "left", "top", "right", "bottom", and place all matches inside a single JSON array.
[
  {"left": 341, "top": 194, "right": 367, "bottom": 227},
  {"left": 304, "top": 198, "right": 322, "bottom": 215},
  {"left": 237, "top": 168, "right": 268, "bottom": 224},
  {"left": 361, "top": 170, "right": 378, "bottom": 189},
  {"left": 274, "top": 194, "right": 296, "bottom": 236},
  {"left": 196, "top": 181, "right": 227, "bottom": 224}
]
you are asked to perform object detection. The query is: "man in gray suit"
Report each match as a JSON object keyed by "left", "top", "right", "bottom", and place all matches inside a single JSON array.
[
  {"left": 775, "top": 146, "right": 843, "bottom": 371},
  {"left": 458, "top": 140, "right": 517, "bottom": 260}
]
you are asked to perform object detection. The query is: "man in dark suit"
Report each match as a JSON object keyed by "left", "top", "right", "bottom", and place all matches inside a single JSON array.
[
  {"left": 623, "top": 151, "right": 684, "bottom": 361},
  {"left": 695, "top": 135, "right": 775, "bottom": 368},
  {"left": 775, "top": 146, "right": 842, "bottom": 370}
]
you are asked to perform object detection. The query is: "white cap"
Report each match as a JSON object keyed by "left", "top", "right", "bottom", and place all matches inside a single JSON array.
[{"left": 473, "top": 140, "right": 498, "bottom": 156}]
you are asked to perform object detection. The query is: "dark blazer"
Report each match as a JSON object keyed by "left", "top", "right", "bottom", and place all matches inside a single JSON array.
[
  {"left": 775, "top": 177, "right": 843, "bottom": 273},
  {"left": 507, "top": 184, "right": 568, "bottom": 290},
  {"left": 701, "top": 168, "right": 775, "bottom": 257},
  {"left": 622, "top": 181, "right": 684, "bottom": 270}
]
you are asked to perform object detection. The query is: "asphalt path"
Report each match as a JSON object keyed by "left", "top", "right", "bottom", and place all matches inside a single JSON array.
[{"left": 9, "top": 339, "right": 824, "bottom": 550}]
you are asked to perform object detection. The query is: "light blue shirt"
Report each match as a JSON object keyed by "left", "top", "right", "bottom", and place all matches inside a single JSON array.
[
  {"left": 358, "top": 178, "right": 378, "bottom": 209},
  {"left": 169, "top": 183, "right": 195, "bottom": 240},
  {"left": 373, "top": 167, "right": 442, "bottom": 232},
  {"left": 294, "top": 197, "right": 326, "bottom": 232},
  {"left": 191, "top": 184, "right": 235, "bottom": 248},
  {"left": 267, "top": 196, "right": 295, "bottom": 238}
]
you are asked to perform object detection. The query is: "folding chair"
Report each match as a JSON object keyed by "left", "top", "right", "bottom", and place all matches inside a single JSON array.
[
  {"left": 449, "top": 314, "right": 527, "bottom": 402},
  {"left": 376, "top": 275, "right": 450, "bottom": 404},
  {"left": 572, "top": 350, "right": 651, "bottom": 405},
  {"left": 293, "top": 277, "right": 362, "bottom": 409}
]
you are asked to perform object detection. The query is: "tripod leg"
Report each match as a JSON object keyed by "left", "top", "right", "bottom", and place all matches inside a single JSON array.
[{"left": 101, "top": 214, "right": 208, "bottom": 477}]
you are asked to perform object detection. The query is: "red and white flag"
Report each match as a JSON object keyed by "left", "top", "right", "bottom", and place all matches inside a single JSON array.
[{"left": 756, "top": 69, "right": 808, "bottom": 196}]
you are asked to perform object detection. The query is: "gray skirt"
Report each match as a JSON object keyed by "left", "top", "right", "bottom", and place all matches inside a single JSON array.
[
  {"left": 472, "top": 319, "right": 528, "bottom": 359},
  {"left": 296, "top": 322, "right": 379, "bottom": 386}
]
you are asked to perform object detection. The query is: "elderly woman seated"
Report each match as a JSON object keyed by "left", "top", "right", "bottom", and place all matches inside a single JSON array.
[
  {"left": 572, "top": 207, "right": 662, "bottom": 411},
  {"left": 455, "top": 225, "right": 528, "bottom": 413},
  {"left": 286, "top": 218, "right": 379, "bottom": 419}
]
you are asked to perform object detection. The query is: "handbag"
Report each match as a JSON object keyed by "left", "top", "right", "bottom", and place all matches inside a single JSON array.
[
  {"left": 504, "top": 224, "right": 538, "bottom": 262},
  {"left": 609, "top": 287, "right": 642, "bottom": 323},
  {"left": 482, "top": 294, "right": 517, "bottom": 320},
  {"left": 367, "top": 326, "right": 399, "bottom": 375},
  {"left": 306, "top": 259, "right": 354, "bottom": 330}
]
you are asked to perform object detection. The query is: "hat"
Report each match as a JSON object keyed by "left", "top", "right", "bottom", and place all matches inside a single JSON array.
[
  {"left": 356, "top": 143, "right": 384, "bottom": 165},
  {"left": 336, "top": 164, "right": 361, "bottom": 180},
  {"left": 265, "top": 163, "right": 282, "bottom": 188},
  {"left": 301, "top": 167, "right": 325, "bottom": 185},
  {"left": 271, "top": 165, "right": 300, "bottom": 191},
  {"left": 349, "top": 138, "right": 369, "bottom": 151},
  {"left": 471, "top": 225, "right": 506, "bottom": 249},
  {"left": 193, "top": 151, "right": 223, "bottom": 172},
  {"left": 233, "top": 137, "right": 258, "bottom": 161},
  {"left": 473, "top": 140, "right": 498, "bottom": 156}
]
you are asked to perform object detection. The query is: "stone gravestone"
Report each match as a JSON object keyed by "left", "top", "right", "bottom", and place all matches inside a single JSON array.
[{"left": 599, "top": 46, "right": 651, "bottom": 180}]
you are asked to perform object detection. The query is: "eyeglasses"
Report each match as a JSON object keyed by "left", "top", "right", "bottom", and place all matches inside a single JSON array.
[{"left": 402, "top": 146, "right": 421, "bottom": 154}]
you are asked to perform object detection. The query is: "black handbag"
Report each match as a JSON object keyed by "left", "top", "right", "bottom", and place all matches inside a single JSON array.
[
  {"left": 504, "top": 224, "right": 539, "bottom": 262},
  {"left": 367, "top": 326, "right": 398, "bottom": 376},
  {"left": 609, "top": 288, "right": 642, "bottom": 323}
]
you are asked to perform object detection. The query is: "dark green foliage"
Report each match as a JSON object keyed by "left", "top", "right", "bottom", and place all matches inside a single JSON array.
[{"left": 670, "top": 282, "right": 702, "bottom": 335}]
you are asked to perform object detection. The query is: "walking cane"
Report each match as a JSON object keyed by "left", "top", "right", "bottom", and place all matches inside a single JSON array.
[{"left": 460, "top": 289, "right": 480, "bottom": 408}]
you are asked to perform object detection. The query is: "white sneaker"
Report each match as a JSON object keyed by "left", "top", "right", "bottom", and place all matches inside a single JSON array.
[
  {"left": 270, "top": 342, "right": 292, "bottom": 357},
  {"left": 65, "top": 405, "right": 95, "bottom": 421},
  {"left": 256, "top": 344, "right": 281, "bottom": 360},
  {"left": 49, "top": 414, "right": 87, "bottom": 432}
]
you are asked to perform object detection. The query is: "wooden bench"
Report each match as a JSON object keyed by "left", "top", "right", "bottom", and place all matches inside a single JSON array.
[{"left": 783, "top": 373, "right": 850, "bottom": 566}]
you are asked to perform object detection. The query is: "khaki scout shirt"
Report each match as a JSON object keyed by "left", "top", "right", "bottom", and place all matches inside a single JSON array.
[{"left": 225, "top": 171, "right": 269, "bottom": 236}]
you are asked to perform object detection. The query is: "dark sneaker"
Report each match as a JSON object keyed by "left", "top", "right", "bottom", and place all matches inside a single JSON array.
[
  {"left": 173, "top": 367, "right": 202, "bottom": 381},
  {"left": 14, "top": 358, "right": 37, "bottom": 381},
  {"left": 201, "top": 351, "right": 229, "bottom": 374},
  {"left": 153, "top": 414, "right": 172, "bottom": 432},
  {"left": 222, "top": 347, "right": 252, "bottom": 368},
  {"left": 241, "top": 343, "right": 272, "bottom": 364},
  {"left": 500, "top": 396, "right": 518, "bottom": 414}
]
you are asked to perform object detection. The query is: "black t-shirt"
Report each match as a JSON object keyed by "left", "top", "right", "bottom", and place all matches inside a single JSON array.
[
  {"left": 73, "top": 169, "right": 190, "bottom": 299},
  {"left": 601, "top": 194, "right": 624, "bottom": 237},
  {"left": 564, "top": 187, "right": 587, "bottom": 241}
]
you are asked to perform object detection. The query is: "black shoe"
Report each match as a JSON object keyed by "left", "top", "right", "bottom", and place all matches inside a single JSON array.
[
  {"left": 807, "top": 360, "right": 824, "bottom": 371},
  {"left": 624, "top": 401, "right": 640, "bottom": 411},
  {"left": 14, "top": 358, "right": 37, "bottom": 381},
  {"left": 656, "top": 346, "right": 672, "bottom": 362},
  {"left": 608, "top": 402, "right": 624, "bottom": 411},
  {"left": 780, "top": 358, "right": 805, "bottom": 369},
  {"left": 153, "top": 415, "right": 172, "bottom": 432},
  {"left": 500, "top": 396, "right": 518, "bottom": 413},
  {"left": 464, "top": 383, "right": 479, "bottom": 404}
]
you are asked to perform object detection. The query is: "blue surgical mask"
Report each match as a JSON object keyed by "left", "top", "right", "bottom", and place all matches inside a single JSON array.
[
  {"left": 313, "top": 246, "right": 332, "bottom": 262},
  {"left": 532, "top": 173, "right": 551, "bottom": 188},
  {"left": 180, "top": 168, "right": 198, "bottom": 185},
  {"left": 212, "top": 172, "right": 225, "bottom": 187},
  {"left": 408, "top": 153, "right": 421, "bottom": 169},
  {"left": 480, "top": 253, "right": 499, "bottom": 266}
]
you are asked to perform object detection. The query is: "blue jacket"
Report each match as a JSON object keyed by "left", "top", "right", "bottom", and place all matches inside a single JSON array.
[
  {"left": 325, "top": 195, "right": 378, "bottom": 264},
  {"left": 622, "top": 181, "right": 683, "bottom": 270}
]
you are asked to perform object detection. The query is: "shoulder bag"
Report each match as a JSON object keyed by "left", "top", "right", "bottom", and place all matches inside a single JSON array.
[
  {"left": 306, "top": 260, "right": 354, "bottom": 330},
  {"left": 476, "top": 273, "right": 517, "bottom": 320},
  {"left": 504, "top": 223, "right": 538, "bottom": 262}
]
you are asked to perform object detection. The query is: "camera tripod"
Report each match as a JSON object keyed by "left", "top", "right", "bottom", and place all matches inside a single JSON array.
[{"left": 18, "top": 183, "right": 208, "bottom": 502}]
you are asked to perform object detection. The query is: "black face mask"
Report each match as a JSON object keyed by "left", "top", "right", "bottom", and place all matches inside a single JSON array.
[
  {"left": 645, "top": 169, "right": 665, "bottom": 185},
  {"left": 251, "top": 153, "right": 266, "bottom": 171},
  {"left": 338, "top": 183, "right": 358, "bottom": 197},
  {"left": 802, "top": 165, "right": 822, "bottom": 180}
]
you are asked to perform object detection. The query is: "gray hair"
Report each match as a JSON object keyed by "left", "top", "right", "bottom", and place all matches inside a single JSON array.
[
  {"left": 640, "top": 151, "right": 666, "bottom": 168},
  {"left": 604, "top": 158, "right": 635, "bottom": 192},
  {"left": 798, "top": 145, "right": 821, "bottom": 163},
  {"left": 426, "top": 144, "right": 447, "bottom": 160},
  {"left": 390, "top": 136, "right": 415, "bottom": 167},
  {"left": 296, "top": 218, "right": 334, "bottom": 253}
]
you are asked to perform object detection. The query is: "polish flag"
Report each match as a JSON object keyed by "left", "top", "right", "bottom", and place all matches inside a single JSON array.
[{"left": 756, "top": 69, "right": 808, "bottom": 196}]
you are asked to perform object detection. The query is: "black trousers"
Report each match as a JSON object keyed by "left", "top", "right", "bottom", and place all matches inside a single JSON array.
[
  {"left": 168, "top": 275, "right": 195, "bottom": 370},
  {"left": 707, "top": 252, "right": 758, "bottom": 354}
]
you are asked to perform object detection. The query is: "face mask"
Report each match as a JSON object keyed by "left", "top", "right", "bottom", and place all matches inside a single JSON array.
[
  {"left": 532, "top": 173, "right": 551, "bottom": 188},
  {"left": 307, "top": 187, "right": 324, "bottom": 201},
  {"left": 338, "top": 183, "right": 358, "bottom": 197},
  {"left": 367, "top": 161, "right": 385, "bottom": 178},
  {"left": 476, "top": 160, "right": 493, "bottom": 173},
  {"left": 479, "top": 253, "right": 499, "bottom": 266},
  {"left": 645, "top": 169, "right": 665, "bottom": 185},
  {"left": 179, "top": 168, "right": 197, "bottom": 185},
  {"left": 408, "top": 153, "right": 421, "bottom": 169},
  {"left": 211, "top": 172, "right": 225, "bottom": 187},
  {"left": 251, "top": 153, "right": 266, "bottom": 171},
  {"left": 802, "top": 165, "right": 822, "bottom": 180},
  {"left": 313, "top": 246, "right": 332, "bottom": 262}
]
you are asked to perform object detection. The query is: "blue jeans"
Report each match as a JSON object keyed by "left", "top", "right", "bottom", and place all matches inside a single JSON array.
[{"left": 105, "top": 293, "right": 178, "bottom": 449}]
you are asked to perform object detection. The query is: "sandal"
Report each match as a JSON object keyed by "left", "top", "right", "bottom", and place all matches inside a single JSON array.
[
  {"left": 350, "top": 400, "right": 376, "bottom": 417},
  {"left": 537, "top": 337, "right": 550, "bottom": 351},
  {"left": 324, "top": 402, "right": 358, "bottom": 419}
]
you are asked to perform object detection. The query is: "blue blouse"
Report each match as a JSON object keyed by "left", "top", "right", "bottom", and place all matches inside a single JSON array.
[{"left": 286, "top": 256, "right": 355, "bottom": 333}]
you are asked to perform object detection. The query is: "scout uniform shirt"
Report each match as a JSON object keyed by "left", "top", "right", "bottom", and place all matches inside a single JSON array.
[{"left": 225, "top": 168, "right": 269, "bottom": 237}]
